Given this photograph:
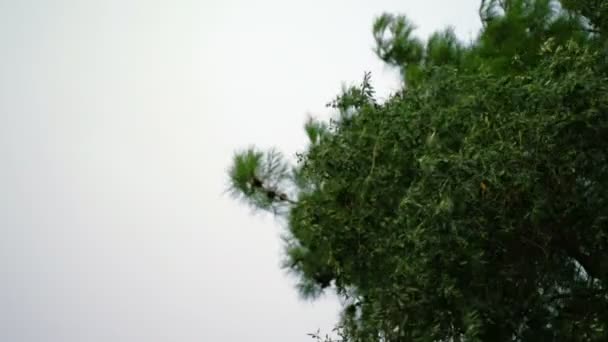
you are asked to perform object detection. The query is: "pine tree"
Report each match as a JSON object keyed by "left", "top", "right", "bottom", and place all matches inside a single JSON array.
[{"left": 228, "top": 1, "right": 608, "bottom": 340}]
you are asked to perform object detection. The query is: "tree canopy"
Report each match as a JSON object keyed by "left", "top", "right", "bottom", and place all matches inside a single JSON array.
[{"left": 228, "top": 0, "right": 608, "bottom": 340}]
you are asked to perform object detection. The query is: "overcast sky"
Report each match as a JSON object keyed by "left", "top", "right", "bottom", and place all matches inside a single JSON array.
[{"left": 0, "top": 1, "right": 480, "bottom": 341}]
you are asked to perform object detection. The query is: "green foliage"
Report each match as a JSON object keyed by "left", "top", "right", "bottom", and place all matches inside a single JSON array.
[
  {"left": 228, "top": 1, "right": 608, "bottom": 340},
  {"left": 228, "top": 147, "right": 293, "bottom": 213},
  {"left": 304, "top": 116, "right": 330, "bottom": 145},
  {"left": 373, "top": 13, "right": 425, "bottom": 83}
]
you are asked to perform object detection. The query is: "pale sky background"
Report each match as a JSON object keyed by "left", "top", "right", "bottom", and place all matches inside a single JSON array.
[{"left": 0, "top": 1, "right": 480, "bottom": 341}]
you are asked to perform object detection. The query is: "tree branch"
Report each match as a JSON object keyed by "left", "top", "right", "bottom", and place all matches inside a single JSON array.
[{"left": 251, "top": 177, "right": 297, "bottom": 205}]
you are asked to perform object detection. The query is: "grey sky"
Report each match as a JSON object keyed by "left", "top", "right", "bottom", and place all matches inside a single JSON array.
[{"left": 0, "top": 1, "right": 480, "bottom": 341}]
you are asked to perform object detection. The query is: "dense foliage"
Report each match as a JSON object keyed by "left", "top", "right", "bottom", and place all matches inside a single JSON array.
[{"left": 228, "top": 0, "right": 608, "bottom": 340}]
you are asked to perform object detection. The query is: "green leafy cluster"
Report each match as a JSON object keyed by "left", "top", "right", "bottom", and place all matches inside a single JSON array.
[{"left": 228, "top": 0, "right": 608, "bottom": 340}]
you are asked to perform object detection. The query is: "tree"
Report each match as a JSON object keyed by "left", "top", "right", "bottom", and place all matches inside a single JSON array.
[{"left": 228, "top": 0, "right": 608, "bottom": 340}]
